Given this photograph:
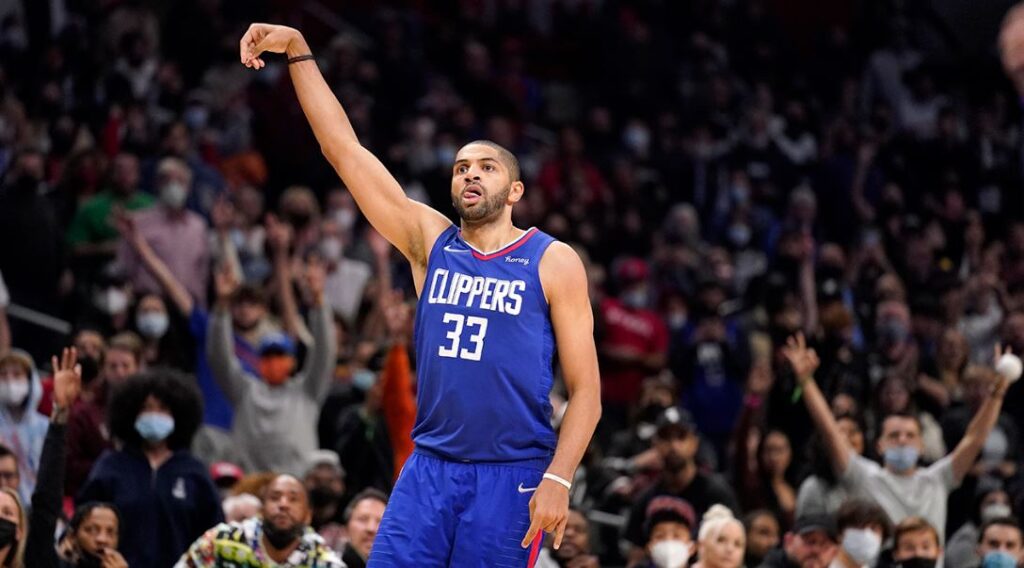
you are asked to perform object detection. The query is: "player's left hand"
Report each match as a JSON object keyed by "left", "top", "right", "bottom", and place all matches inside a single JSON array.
[{"left": 521, "top": 478, "right": 569, "bottom": 549}]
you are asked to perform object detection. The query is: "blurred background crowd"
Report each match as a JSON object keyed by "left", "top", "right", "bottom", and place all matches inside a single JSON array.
[{"left": 1, "top": 0, "right": 1024, "bottom": 566}]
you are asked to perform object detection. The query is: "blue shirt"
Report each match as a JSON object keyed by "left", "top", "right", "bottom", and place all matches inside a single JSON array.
[
  {"left": 189, "top": 308, "right": 259, "bottom": 429},
  {"left": 413, "top": 226, "right": 557, "bottom": 462}
]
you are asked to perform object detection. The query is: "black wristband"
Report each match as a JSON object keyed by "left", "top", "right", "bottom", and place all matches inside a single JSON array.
[{"left": 288, "top": 54, "right": 315, "bottom": 64}]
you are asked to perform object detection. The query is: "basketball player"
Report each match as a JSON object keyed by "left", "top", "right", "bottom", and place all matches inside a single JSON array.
[{"left": 239, "top": 24, "right": 602, "bottom": 566}]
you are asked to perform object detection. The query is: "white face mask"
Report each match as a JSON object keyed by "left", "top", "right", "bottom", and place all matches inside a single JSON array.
[
  {"left": 842, "top": 528, "right": 882, "bottom": 565},
  {"left": 160, "top": 181, "right": 188, "bottom": 210},
  {"left": 321, "top": 237, "right": 343, "bottom": 262},
  {"left": 981, "top": 503, "right": 1013, "bottom": 524},
  {"left": 96, "top": 288, "right": 129, "bottom": 315},
  {"left": 0, "top": 379, "right": 30, "bottom": 407},
  {"left": 650, "top": 539, "right": 691, "bottom": 568},
  {"left": 136, "top": 312, "right": 169, "bottom": 339}
]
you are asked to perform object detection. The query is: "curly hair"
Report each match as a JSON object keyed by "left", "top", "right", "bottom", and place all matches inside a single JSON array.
[{"left": 107, "top": 368, "right": 203, "bottom": 450}]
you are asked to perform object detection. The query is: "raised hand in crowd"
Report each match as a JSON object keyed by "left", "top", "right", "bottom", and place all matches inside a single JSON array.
[{"left": 51, "top": 347, "right": 82, "bottom": 414}]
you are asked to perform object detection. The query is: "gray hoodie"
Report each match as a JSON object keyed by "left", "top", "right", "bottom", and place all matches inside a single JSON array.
[
  {"left": 0, "top": 349, "right": 48, "bottom": 504},
  {"left": 207, "top": 303, "right": 336, "bottom": 474}
]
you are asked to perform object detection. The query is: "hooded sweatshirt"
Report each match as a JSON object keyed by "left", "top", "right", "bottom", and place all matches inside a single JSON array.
[
  {"left": 0, "top": 349, "right": 49, "bottom": 504},
  {"left": 207, "top": 303, "right": 336, "bottom": 474}
]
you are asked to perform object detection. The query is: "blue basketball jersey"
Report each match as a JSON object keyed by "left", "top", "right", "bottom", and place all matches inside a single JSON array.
[{"left": 412, "top": 225, "right": 557, "bottom": 462}]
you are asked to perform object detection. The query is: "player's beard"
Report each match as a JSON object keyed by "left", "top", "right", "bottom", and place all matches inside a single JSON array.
[{"left": 452, "top": 182, "right": 510, "bottom": 223}]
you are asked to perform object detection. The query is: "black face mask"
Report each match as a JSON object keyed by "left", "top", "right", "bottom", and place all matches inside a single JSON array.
[
  {"left": 78, "top": 355, "right": 100, "bottom": 385},
  {"left": 308, "top": 486, "right": 339, "bottom": 509},
  {"left": 897, "top": 558, "right": 938, "bottom": 568},
  {"left": 262, "top": 520, "right": 304, "bottom": 550},
  {"left": 0, "top": 518, "right": 16, "bottom": 549}
]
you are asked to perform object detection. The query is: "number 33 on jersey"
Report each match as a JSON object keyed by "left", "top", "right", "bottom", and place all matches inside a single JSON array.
[{"left": 412, "top": 225, "right": 559, "bottom": 462}]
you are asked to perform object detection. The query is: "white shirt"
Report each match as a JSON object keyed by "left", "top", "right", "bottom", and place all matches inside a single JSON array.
[{"left": 842, "top": 451, "right": 957, "bottom": 542}]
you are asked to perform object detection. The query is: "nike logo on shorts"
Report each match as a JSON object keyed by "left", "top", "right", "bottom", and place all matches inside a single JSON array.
[{"left": 517, "top": 483, "right": 537, "bottom": 494}]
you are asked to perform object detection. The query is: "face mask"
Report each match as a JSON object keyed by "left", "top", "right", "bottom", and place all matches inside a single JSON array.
[
  {"left": 352, "top": 369, "right": 376, "bottom": 392},
  {"left": 78, "top": 355, "right": 100, "bottom": 385},
  {"left": 622, "top": 288, "right": 648, "bottom": 309},
  {"left": 286, "top": 211, "right": 312, "bottom": 229},
  {"left": 884, "top": 445, "right": 920, "bottom": 473},
  {"left": 624, "top": 126, "right": 651, "bottom": 154},
  {"left": 0, "top": 518, "right": 16, "bottom": 548},
  {"left": 878, "top": 320, "right": 910, "bottom": 347},
  {"left": 331, "top": 209, "right": 356, "bottom": 233},
  {"left": 898, "top": 558, "right": 937, "bottom": 568},
  {"left": 842, "top": 528, "right": 882, "bottom": 565},
  {"left": 321, "top": 237, "right": 343, "bottom": 262},
  {"left": 160, "top": 181, "right": 188, "bottom": 210},
  {"left": 134, "top": 412, "right": 175, "bottom": 443},
  {"left": 0, "top": 380, "right": 30, "bottom": 407},
  {"left": 982, "top": 504, "right": 1013, "bottom": 524},
  {"left": 668, "top": 312, "right": 687, "bottom": 330},
  {"left": 136, "top": 312, "right": 169, "bottom": 339},
  {"left": 650, "top": 539, "right": 690, "bottom": 568},
  {"left": 982, "top": 551, "right": 1020, "bottom": 568},
  {"left": 308, "top": 486, "right": 339, "bottom": 509},
  {"left": 96, "top": 288, "right": 129, "bottom": 315},
  {"left": 259, "top": 356, "right": 295, "bottom": 386},
  {"left": 728, "top": 224, "right": 752, "bottom": 248},
  {"left": 262, "top": 520, "right": 305, "bottom": 550}
]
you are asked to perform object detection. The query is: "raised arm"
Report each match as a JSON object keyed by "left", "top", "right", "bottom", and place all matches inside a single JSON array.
[
  {"left": 266, "top": 214, "right": 312, "bottom": 344},
  {"left": 949, "top": 346, "right": 1013, "bottom": 482},
  {"left": 522, "top": 243, "right": 602, "bottom": 551},
  {"left": 782, "top": 333, "right": 852, "bottom": 475},
  {"left": 206, "top": 265, "right": 252, "bottom": 406},
  {"left": 24, "top": 347, "right": 80, "bottom": 568},
  {"left": 240, "top": 24, "right": 451, "bottom": 266},
  {"left": 114, "top": 208, "right": 194, "bottom": 316},
  {"left": 298, "top": 258, "right": 336, "bottom": 403}
]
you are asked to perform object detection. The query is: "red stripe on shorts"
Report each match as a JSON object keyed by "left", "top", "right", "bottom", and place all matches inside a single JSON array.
[{"left": 526, "top": 532, "right": 543, "bottom": 567}]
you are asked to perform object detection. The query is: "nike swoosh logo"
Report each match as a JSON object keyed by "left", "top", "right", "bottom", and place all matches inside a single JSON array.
[
  {"left": 517, "top": 483, "right": 537, "bottom": 494},
  {"left": 443, "top": 245, "right": 468, "bottom": 253}
]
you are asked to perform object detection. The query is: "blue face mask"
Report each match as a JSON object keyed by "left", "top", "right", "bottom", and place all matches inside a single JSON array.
[
  {"left": 884, "top": 445, "right": 920, "bottom": 473},
  {"left": 982, "top": 551, "right": 1019, "bottom": 568},
  {"left": 135, "top": 412, "right": 175, "bottom": 443},
  {"left": 352, "top": 370, "right": 376, "bottom": 392}
]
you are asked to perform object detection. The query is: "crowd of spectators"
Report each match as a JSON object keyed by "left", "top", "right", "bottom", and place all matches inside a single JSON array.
[{"left": 1, "top": 0, "right": 1024, "bottom": 566}]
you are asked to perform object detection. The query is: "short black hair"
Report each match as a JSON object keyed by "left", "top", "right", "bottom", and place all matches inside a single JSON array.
[
  {"left": 978, "top": 516, "right": 1023, "bottom": 544},
  {"left": 837, "top": 499, "right": 892, "bottom": 540},
  {"left": 108, "top": 368, "right": 203, "bottom": 451},
  {"left": 70, "top": 502, "right": 122, "bottom": 534},
  {"left": 343, "top": 488, "right": 389, "bottom": 523},
  {"left": 461, "top": 140, "right": 521, "bottom": 182},
  {"left": 0, "top": 444, "right": 15, "bottom": 462}
]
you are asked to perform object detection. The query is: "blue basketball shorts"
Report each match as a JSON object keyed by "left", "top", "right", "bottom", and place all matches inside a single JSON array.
[{"left": 367, "top": 451, "right": 550, "bottom": 567}]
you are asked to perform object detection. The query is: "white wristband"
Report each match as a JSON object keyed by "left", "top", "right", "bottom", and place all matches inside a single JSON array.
[{"left": 543, "top": 472, "right": 572, "bottom": 490}]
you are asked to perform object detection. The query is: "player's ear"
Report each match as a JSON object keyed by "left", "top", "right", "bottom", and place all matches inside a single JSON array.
[{"left": 508, "top": 180, "right": 525, "bottom": 204}]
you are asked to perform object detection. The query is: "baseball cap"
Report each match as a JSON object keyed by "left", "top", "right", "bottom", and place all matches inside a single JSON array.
[
  {"left": 307, "top": 449, "right": 345, "bottom": 477},
  {"left": 644, "top": 496, "right": 697, "bottom": 538},
  {"left": 655, "top": 406, "right": 696, "bottom": 439},
  {"left": 792, "top": 514, "right": 838, "bottom": 541},
  {"left": 616, "top": 257, "right": 649, "bottom": 284},
  {"left": 258, "top": 332, "right": 296, "bottom": 357},
  {"left": 209, "top": 462, "right": 243, "bottom": 486}
]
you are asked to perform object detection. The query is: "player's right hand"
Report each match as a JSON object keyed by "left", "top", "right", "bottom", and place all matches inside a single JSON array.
[{"left": 239, "top": 23, "right": 300, "bottom": 70}]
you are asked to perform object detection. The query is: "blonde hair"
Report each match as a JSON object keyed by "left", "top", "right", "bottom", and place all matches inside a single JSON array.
[
  {"left": 698, "top": 504, "right": 743, "bottom": 543},
  {"left": 0, "top": 488, "right": 26, "bottom": 568}
]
